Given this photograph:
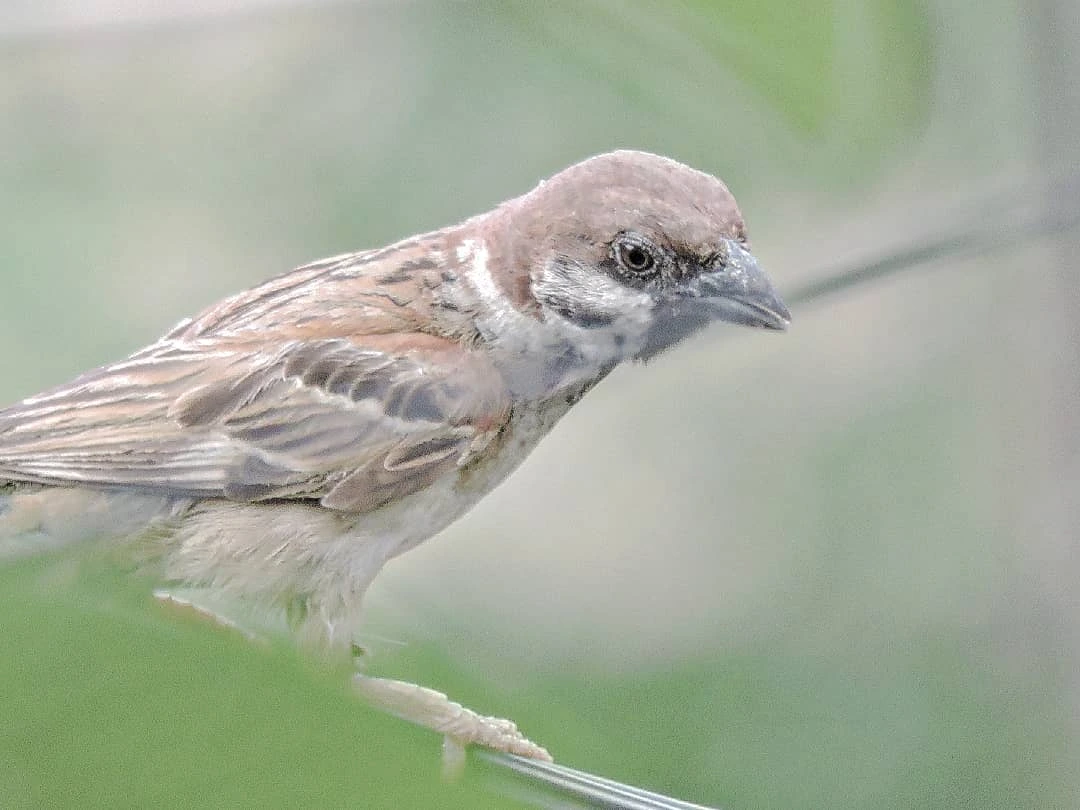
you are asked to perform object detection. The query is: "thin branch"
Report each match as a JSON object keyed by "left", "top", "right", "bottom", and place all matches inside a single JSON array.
[{"left": 475, "top": 751, "right": 721, "bottom": 810}]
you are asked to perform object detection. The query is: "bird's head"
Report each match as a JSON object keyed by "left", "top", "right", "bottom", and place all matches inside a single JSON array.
[{"left": 454, "top": 150, "right": 790, "bottom": 394}]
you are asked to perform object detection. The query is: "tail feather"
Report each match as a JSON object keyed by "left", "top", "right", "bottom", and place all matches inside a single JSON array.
[
  {"left": 0, "top": 485, "right": 180, "bottom": 560},
  {"left": 0, "top": 485, "right": 68, "bottom": 558}
]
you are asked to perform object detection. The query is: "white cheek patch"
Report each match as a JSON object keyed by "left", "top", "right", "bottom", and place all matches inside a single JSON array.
[
  {"left": 523, "top": 260, "right": 655, "bottom": 389},
  {"left": 533, "top": 260, "right": 653, "bottom": 334},
  {"left": 455, "top": 240, "right": 653, "bottom": 396}
]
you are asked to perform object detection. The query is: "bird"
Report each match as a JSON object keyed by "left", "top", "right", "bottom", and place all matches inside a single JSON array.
[{"left": 0, "top": 150, "right": 789, "bottom": 761}]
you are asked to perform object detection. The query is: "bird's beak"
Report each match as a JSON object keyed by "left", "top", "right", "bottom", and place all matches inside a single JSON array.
[
  {"left": 637, "top": 239, "right": 790, "bottom": 360},
  {"left": 694, "top": 238, "right": 791, "bottom": 330}
]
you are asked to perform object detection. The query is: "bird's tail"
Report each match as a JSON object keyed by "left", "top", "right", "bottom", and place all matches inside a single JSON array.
[
  {"left": 0, "top": 485, "right": 99, "bottom": 560},
  {"left": 0, "top": 485, "right": 61, "bottom": 559},
  {"left": 1, "top": 485, "right": 183, "bottom": 562}
]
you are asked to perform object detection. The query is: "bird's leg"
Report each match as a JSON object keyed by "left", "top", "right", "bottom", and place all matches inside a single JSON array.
[
  {"left": 309, "top": 591, "right": 551, "bottom": 763},
  {"left": 156, "top": 588, "right": 552, "bottom": 768},
  {"left": 351, "top": 672, "right": 553, "bottom": 768}
]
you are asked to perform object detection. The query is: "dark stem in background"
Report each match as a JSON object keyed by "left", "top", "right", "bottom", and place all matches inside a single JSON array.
[{"left": 786, "top": 172, "right": 1080, "bottom": 310}]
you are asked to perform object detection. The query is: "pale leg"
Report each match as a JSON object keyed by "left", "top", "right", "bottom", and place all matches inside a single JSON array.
[
  {"left": 153, "top": 589, "right": 553, "bottom": 766},
  {"left": 352, "top": 673, "right": 553, "bottom": 766}
]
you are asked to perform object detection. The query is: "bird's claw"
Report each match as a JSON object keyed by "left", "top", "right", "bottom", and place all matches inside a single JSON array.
[{"left": 352, "top": 673, "right": 552, "bottom": 775}]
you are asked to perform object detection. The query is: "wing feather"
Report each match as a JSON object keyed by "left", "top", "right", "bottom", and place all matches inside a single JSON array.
[{"left": 0, "top": 334, "right": 510, "bottom": 514}]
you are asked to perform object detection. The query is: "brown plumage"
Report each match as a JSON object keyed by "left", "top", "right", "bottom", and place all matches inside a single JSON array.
[{"left": 0, "top": 150, "right": 789, "bottom": 760}]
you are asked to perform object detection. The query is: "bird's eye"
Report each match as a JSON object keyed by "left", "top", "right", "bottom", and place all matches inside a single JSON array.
[{"left": 615, "top": 238, "right": 657, "bottom": 276}]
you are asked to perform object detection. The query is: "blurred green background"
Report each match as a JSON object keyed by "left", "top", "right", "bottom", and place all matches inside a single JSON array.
[{"left": 1, "top": 1, "right": 1078, "bottom": 808}]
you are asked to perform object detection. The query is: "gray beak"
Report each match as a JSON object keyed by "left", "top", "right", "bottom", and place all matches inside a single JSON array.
[
  {"left": 695, "top": 239, "right": 791, "bottom": 330},
  {"left": 636, "top": 238, "right": 790, "bottom": 360}
]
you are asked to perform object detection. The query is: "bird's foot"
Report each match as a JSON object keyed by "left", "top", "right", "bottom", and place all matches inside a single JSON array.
[{"left": 352, "top": 673, "right": 552, "bottom": 776}]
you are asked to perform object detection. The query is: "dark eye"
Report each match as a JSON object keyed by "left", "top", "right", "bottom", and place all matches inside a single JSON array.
[{"left": 615, "top": 239, "right": 656, "bottom": 275}]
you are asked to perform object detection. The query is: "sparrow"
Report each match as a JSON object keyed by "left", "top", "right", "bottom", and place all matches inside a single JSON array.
[{"left": 0, "top": 150, "right": 789, "bottom": 761}]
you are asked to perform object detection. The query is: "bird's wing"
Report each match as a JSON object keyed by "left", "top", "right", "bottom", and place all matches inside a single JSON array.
[{"left": 0, "top": 334, "right": 511, "bottom": 513}]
